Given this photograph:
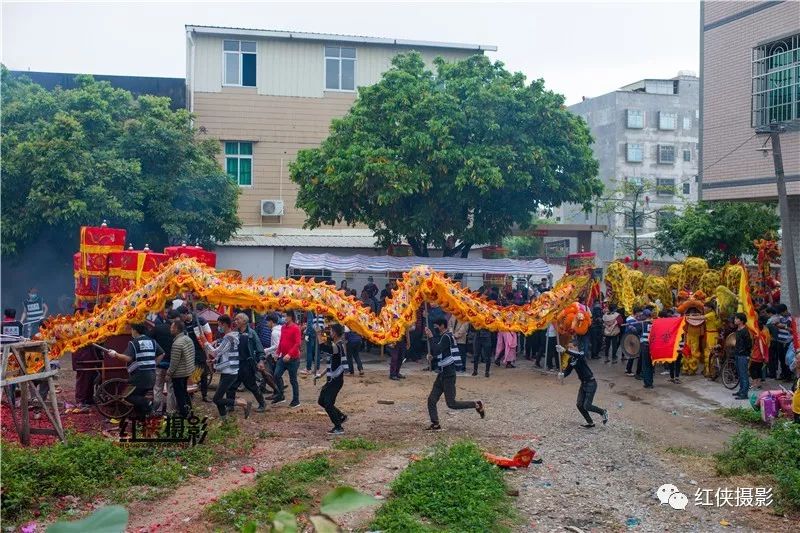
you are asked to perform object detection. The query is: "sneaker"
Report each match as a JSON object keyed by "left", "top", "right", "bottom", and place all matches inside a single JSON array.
[
  {"left": 244, "top": 401, "right": 252, "bottom": 419},
  {"left": 359, "top": 371, "right": 364, "bottom": 376},
  {"left": 673, "top": 378, "right": 682, "bottom": 384},
  {"left": 289, "top": 401, "right": 301, "bottom": 408},
  {"left": 397, "top": 374, "right": 406, "bottom": 379},
  {"left": 475, "top": 400, "right": 485, "bottom": 419},
  {"left": 300, "top": 369, "right": 310, "bottom": 375},
  {"left": 634, "top": 375, "right": 643, "bottom": 381},
  {"left": 484, "top": 371, "right": 490, "bottom": 378},
  {"left": 271, "top": 397, "right": 286, "bottom": 405},
  {"left": 390, "top": 375, "right": 400, "bottom": 381},
  {"left": 601, "top": 409, "right": 609, "bottom": 425},
  {"left": 505, "top": 363, "right": 516, "bottom": 368},
  {"left": 582, "top": 423, "right": 596, "bottom": 428},
  {"left": 604, "top": 359, "right": 610, "bottom": 364},
  {"left": 534, "top": 362, "right": 542, "bottom": 369},
  {"left": 612, "top": 358, "right": 618, "bottom": 364},
  {"left": 734, "top": 394, "right": 748, "bottom": 400},
  {"left": 643, "top": 384, "right": 654, "bottom": 389},
  {"left": 425, "top": 423, "right": 443, "bottom": 431},
  {"left": 201, "top": 396, "right": 212, "bottom": 403},
  {"left": 472, "top": 370, "right": 478, "bottom": 376},
  {"left": 255, "top": 405, "right": 266, "bottom": 413},
  {"left": 625, "top": 372, "right": 634, "bottom": 376},
  {"left": 327, "top": 427, "right": 344, "bottom": 435}
]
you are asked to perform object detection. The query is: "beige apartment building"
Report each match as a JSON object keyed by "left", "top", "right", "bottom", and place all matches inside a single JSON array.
[
  {"left": 185, "top": 25, "right": 495, "bottom": 277},
  {"left": 700, "top": 1, "right": 799, "bottom": 306}
]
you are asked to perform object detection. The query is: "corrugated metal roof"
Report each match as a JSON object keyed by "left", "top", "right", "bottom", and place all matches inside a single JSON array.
[
  {"left": 186, "top": 25, "right": 497, "bottom": 52},
  {"left": 218, "top": 228, "right": 380, "bottom": 249}
]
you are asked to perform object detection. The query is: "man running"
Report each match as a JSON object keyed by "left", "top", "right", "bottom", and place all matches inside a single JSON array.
[
  {"left": 557, "top": 343, "right": 608, "bottom": 428},
  {"left": 316, "top": 324, "right": 348, "bottom": 434},
  {"left": 424, "top": 318, "right": 485, "bottom": 431},
  {"left": 204, "top": 315, "right": 240, "bottom": 421}
]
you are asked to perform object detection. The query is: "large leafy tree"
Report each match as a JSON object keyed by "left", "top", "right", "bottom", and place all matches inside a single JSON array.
[
  {"left": 655, "top": 202, "right": 779, "bottom": 267},
  {"left": 290, "top": 53, "right": 600, "bottom": 257},
  {"left": 1, "top": 67, "right": 240, "bottom": 257}
]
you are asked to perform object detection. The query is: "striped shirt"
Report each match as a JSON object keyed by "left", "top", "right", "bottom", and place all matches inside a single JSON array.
[
  {"left": 436, "top": 332, "right": 461, "bottom": 369},
  {"left": 207, "top": 331, "right": 240, "bottom": 375}
]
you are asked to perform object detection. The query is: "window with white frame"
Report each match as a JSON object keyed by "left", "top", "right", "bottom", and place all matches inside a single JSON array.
[
  {"left": 752, "top": 34, "right": 800, "bottom": 126},
  {"left": 325, "top": 46, "right": 356, "bottom": 91},
  {"left": 658, "top": 112, "right": 677, "bottom": 130},
  {"left": 626, "top": 143, "right": 643, "bottom": 162},
  {"left": 657, "top": 209, "right": 677, "bottom": 228},
  {"left": 225, "top": 141, "right": 253, "bottom": 186},
  {"left": 656, "top": 177, "right": 675, "bottom": 196},
  {"left": 625, "top": 213, "right": 645, "bottom": 229},
  {"left": 683, "top": 149, "right": 691, "bottom": 162},
  {"left": 657, "top": 144, "right": 675, "bottom": 164},
  {"left": 683, "top": 117, "right": 692, "bottom": 130},
  {"left": 626, "top": 109, "right": 644, "bottom": 129},
  {"left": 224, "top": 40, "right": 257, "bottom": 87}
]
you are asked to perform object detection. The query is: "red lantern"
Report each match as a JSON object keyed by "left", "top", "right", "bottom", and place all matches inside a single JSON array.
[
  {"left": 636, "top": 249, "right": 643, "bottom": 257},
  {"left": 643, "top": 258, "right": 651, "bottom": 266},
  {"left": 718, "top": 242, "right": 728, "bottom": 251},
  {"left": 633, "top": 261, "right": 640, "bottom": 269},
  {"left": 623, "top": 256, "right": 631, "bottom": 263}
]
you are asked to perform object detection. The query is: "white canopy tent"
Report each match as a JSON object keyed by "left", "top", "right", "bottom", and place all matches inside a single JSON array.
[{"left": 288, "top": 253, "right": 553, "bottom": 287}]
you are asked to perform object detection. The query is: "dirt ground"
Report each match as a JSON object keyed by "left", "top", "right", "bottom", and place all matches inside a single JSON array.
[{"left": 31, "top": 352, "right": 799, "bottom": 532}]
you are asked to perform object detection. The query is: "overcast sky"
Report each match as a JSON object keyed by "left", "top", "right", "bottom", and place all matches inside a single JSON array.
[{"left": 2, "top": 0, "right": 700, "bottom": 105}]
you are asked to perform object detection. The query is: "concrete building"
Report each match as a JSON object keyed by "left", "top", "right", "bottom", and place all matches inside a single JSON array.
[
  {"left": 561, "top": 74, "right": 700, "bottom": 263},
  {"left": 185, "top": 25, "right": 496, "bottom": 278},
  {"left": 700, "top": 1, "right": 799, "bottom": 309}
]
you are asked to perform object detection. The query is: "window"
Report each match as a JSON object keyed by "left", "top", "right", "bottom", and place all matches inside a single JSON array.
[
  {"left": 626, "top": 143, "right": 643, "bottom": 162},
  {"left": 625, "top": 213, "right": 644, "bottom": 229},
  {"left": 656, "top": 177, "right": 675, "bottom": 196},
  {"left": 657, "top": 210, "right": 677, "bottom": 228},
  {"left": 657, "top": 144, "right": 675, "bottom": 164},
  {"left": 682, "top": 181, "right": 691, "bottom": 195},
  {"left": 683, "top": 149, "right": 691, "bottom": 162},
  {"left": 683, "top": 117, "right": 693, "bottom": 130},
  {"left": 224, "top": 142, "right": 253, "bottom": 186},
  {"left": 224, "top": 40, "right": 257, "bottom": 87},
  {"left": 627, "top": 109, "right": 644, "bottom": 128},
  {"left": 325, "top": 46, "right": 356, "bottom": 91},
  {"left": 659, "top": 112, "right": 677, "bottom": 130},
  {"left": 752, "top": 34, "right": 800, "bottom": 126}
]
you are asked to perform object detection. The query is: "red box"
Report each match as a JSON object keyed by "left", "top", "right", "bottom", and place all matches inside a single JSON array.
[{"left": 164, "top": 245, "right": 216, "bottom": 268}]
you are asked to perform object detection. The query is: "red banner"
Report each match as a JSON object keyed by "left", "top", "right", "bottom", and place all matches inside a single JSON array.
[{"left": 649, "top": 316, "right": 686, "bottom": 364}]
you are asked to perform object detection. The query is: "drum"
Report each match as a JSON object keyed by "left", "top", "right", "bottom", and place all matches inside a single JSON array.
[
  {"left": 622, "top": 333, "right": 641, "bottom": 359},
  {"left": 723, "top": 332, "right": 737, "bottom": 357}
]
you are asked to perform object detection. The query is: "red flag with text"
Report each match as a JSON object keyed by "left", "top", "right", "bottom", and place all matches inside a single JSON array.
[{"left": 649, "top": 316, "right": 685, "bottom": 364}]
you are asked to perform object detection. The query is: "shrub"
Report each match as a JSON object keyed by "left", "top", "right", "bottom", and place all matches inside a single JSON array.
[{"left": 371, "top": 441, "right": 516, "bottom": 532}]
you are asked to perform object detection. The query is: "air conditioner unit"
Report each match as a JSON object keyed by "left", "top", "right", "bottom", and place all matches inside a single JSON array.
[{"left": 260, "top": 199, "right": 285, "bottom": 216}]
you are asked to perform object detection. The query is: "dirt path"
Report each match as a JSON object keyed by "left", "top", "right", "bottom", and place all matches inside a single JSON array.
[{"left": 50, "top": 354, "right": 795, "bottom": 532}]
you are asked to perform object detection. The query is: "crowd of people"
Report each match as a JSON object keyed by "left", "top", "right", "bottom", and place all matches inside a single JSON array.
[{"left": 3, "top": 275, "right": 799, "bottom": 433}]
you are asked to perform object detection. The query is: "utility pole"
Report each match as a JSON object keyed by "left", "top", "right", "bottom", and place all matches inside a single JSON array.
[{"left": 760, "top": 125, "right": 799, "bottom": 316}]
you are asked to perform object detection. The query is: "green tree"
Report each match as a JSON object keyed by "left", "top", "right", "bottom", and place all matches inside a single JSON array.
[
  {"left": 290, "top": 53, "right": 600, "bottom": 257},
  {"left": 596, "top": 177, "right": 679, "bottom": 258},
  {"left": 655, "top": 202, "right": 779, "bottom": 267},
  {"left": 0, "top": 67, "right": 240, "bottom": 257}
]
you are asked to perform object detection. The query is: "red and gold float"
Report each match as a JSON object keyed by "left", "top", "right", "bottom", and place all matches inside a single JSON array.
[
  {"left": 108, "top": 249, "right": 169, "bottom": 292},
  {"left": 164, "top": 245, "right": 216, "bottom": 268}
]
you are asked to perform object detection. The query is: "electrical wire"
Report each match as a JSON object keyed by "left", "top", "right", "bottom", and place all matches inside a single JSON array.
[{"left": 701, "top": 132, "right": 758, "bottom": 173}]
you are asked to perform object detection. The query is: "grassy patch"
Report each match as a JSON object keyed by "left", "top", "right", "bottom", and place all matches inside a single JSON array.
[
  {"left": 665, "top": 446, "right": 705, "bottom": 457},
  {"left": 205, "top": 456, "right": 332, "bottom": 530},
  {"left": 332, "top": 436, "right": 379, "bottom": 451},
  {"left": 370, "top": 441, "right": 517, "bottom": 533},
  {"left": 1, "top": 421, "right": 250, "bottom": 524},
  {"left": 715, "top": 421, "right": 800, "bottom": 511},
  {"left": 717, "top": 407, "right": 764, "bottom": 427}
]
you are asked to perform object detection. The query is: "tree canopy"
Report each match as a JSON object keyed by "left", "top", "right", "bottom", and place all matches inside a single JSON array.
[
  {"left": 655, "top": 201, "right": 779, "bottom": 267},
  {"left": 290, "top": 53, "right": 601, "bottom": 257},
  {"left": 0, "top": 67, "right": 240, "bottom": 257}
]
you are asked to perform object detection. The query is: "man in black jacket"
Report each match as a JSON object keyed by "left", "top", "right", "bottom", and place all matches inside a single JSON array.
[
  {"left": 178, "top": 305, "right": 212, "bottom": 402},
  {"left": 557, "top": 343, "right": 608, "bottom": 428},
  {"left": 732, "top": 313, "right": 753, "bottom": 400},
  {"left": 425, "top": 318, "right": 485, "bottom": 431},
  {"left": 317, "top": 324, "right": 348, "bottom": 434}
]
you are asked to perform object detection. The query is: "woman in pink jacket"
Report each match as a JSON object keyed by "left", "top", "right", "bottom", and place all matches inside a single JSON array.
[{"left": 495, "top": 331, "right": 518, "bottom": 368}]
